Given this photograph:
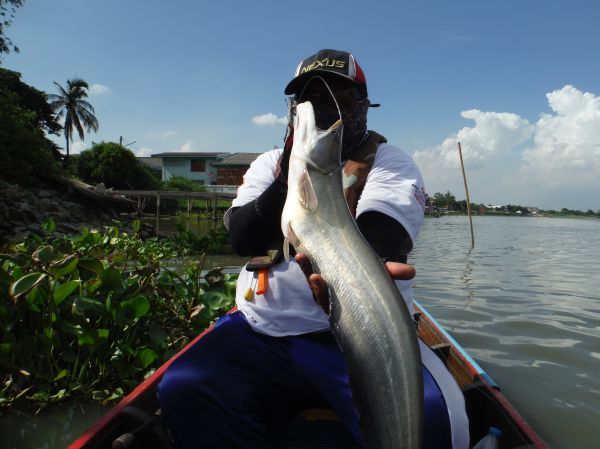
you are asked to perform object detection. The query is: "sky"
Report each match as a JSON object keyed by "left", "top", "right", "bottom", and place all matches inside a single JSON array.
[{"left": 3, "top": 0, "right": 600, "bottom": 211}]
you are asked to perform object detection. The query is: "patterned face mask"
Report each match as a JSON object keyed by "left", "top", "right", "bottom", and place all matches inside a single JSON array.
[
  {"left": 293, "top": 77, "right": 369, "bottom": 160},
  {"left": 337, "top": 98, "right": 369, "bottom": 160}
]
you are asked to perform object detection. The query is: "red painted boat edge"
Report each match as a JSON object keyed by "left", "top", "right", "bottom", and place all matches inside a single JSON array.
[
  {"left": 483, "top": 378, "right": 548, "bottom": 448},
  {"left": 414, "top": 302, "right": 548, "bottom": 449}
]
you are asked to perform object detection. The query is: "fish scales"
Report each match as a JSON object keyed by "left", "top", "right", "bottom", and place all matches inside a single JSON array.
[{"left": 282, "top": 102, "right": 424, "bottom": 448}]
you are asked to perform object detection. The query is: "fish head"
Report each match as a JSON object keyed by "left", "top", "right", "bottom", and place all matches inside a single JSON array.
[
  {"left": 293, "top": 101, "right": 343, "bottom": 175},
  {"left": 281, "top": 101, "right": 343, "bottom": 261}
]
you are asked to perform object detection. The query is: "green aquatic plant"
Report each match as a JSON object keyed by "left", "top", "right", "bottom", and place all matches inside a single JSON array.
[
  {"left": 0, "top": 219, "right": 237, "bottom": 409},
  {"left": 175, "top": 222, "right": 232, "bottom": 254}
]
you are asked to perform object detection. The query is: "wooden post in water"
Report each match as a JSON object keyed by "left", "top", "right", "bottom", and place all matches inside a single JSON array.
[
  {"left": 156, "top": 191, "right": 161, "bottom": 235},
  {"left": 458, "top": 142, "right": 475, "bottom": 247},
  {"left": 211, "top": 192, "right": 217, "bottom": 221}
]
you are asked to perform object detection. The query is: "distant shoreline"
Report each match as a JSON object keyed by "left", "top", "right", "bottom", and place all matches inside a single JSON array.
[{"left": 426, "top": 212, "right": 599, "bottom": 219}]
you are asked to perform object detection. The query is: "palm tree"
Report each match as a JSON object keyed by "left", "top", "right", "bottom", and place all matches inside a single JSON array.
[{"left": 49, "top": 78, "right": 99, "bottom": 161}]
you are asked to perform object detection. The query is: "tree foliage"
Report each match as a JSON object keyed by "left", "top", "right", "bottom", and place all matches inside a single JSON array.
[
  {"left": 432, "top": 191, "right": 457, "bottom": 209},
  {"left": 49, "top": 78, "right": 99, "bottom": 160},
  {"left": 162, "top": 175, "right": 205, "bottom": 192},
  {"left": 545, "top": 208, "right": 599, "bottom": 217},
  {"left": 0, "top": 67, "right": 62, "bottom": 183},
  {"left": 0, "top": 68, "right": 60, "bottom": 134},
  {"left": 73, "top": 141, "right": 161, "bottom": 190},
  {"left": 429, "top": 189, "right": 598, "bottom": 216},
  {"left": 0, "top": 0, "right": 23, "bottom": 57}
]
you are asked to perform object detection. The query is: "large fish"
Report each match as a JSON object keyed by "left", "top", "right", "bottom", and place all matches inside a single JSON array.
[{"left": 281, "top": 101, "right": 424, "bottom": 449}]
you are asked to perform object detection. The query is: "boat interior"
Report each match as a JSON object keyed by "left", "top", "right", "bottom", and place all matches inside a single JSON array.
[{"left": 77, "top": 311, "right": 540, "bottom": 449}]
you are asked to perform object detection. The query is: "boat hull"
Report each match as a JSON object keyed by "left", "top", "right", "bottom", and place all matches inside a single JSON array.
[{"left": 69, "top": 304, "right": 547, "bottom": 449}]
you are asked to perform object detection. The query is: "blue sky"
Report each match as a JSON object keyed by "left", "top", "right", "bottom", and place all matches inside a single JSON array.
[{"left": 3, "top": 0, "right": 600, "bottom": 211}]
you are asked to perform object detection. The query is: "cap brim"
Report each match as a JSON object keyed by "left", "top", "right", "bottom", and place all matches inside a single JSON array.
[{"left": 284, "top": 70, "right": 362, "bottom": 95}]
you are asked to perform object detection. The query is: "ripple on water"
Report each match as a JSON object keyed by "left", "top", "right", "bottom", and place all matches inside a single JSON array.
[{"left": 413, "top": 216, "right": 600, "bottom": 449}]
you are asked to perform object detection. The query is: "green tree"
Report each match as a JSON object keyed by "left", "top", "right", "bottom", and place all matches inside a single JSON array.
[
  {"left": 432, "top": 191, "right": 457, "bottom": 210},
  {"left": 162, "top": 175, "right": 205, "bottom": 192},
  {"left": 49, "top": 78, "right": 99, "bottom": 161},
  {"left": 0, "top": 0, "right": 23, "bottom": 57},
  {"left": 0, "top": 67, "right": 60, "bottom": 134},
  {"left": 0, "top": 68, "right": 61, "bottom": 182},
  {"left": 74, "top": 141, "right": 160, "bottom": 189}
]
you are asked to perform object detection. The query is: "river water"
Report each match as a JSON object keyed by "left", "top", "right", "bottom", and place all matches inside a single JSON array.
[
  {"left": 3, "top": 215, "right": 598, "bottom": 448},
  {"left": 410, "top": 215, "right": 599, "bottom": 449}
]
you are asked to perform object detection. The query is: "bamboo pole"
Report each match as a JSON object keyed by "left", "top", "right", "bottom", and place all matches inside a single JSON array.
[
  {"left": 458, "top": 142, "right": 475, "bottom": 247},
  {"left": 156, "top": 192, "right": 161, "bottom": 235}
]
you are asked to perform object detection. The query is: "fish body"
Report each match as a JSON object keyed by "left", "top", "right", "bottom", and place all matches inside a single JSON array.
[{"left": 281, "top": 101, "right": 424, "bottom": 449}]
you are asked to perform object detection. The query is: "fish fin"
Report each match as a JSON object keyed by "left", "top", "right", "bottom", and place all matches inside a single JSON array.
[
  {"left": 298, "top": 168, "right": 318, "bottom": 212},
  {"left": 283, "top": 223, "right": 303, "bottom": 263},
  {"left": 283, "top": 237, "right": 290, "bottom": 263}
]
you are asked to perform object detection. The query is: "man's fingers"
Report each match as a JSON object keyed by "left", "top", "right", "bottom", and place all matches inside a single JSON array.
[
  {"left": 294, "top": 253, "right": 312, "bottom": 278},
  {"left": 295, "top": 253, "right": 331, "bottom": 314},
  {"left": 309, "top": 274, "right": 330, "bottom": 315},
  {"left": 385, "top": 261, "right": 416, "bottom": 280}
]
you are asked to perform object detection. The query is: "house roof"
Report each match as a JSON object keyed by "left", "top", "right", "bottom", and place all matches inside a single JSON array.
[
  {"left": 212, "top": 152, "right": 263, "bottom": 167},
  {"left": 151, "top": 152, "right": 230, "bottom": 158},
  {"left": 137, "top": 157, "right": 162, "bottom": 170}
]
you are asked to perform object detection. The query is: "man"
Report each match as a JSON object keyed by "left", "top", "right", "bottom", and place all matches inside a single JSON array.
[{"left": 158, "top": 49, "right": 468, "bottom": 449}]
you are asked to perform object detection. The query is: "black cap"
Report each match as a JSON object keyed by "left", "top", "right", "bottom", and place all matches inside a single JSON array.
[{"left": 284, "top": 49, "right": 367, "bottom": 96}]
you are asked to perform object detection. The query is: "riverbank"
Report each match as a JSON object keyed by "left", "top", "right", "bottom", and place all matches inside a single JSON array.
[
  {"left": 0, "top": 179, "right": 153, "bottom": 245},
  {"left": 429, "top": 211, "right": 600, "bottom": 219}
]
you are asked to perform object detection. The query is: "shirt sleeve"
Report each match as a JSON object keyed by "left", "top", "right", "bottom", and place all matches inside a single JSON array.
[
  {"left": 224, "top": 149, "right": 282, "bottom": 230},
  {"left": 356, "top": 143, "right": 427, "bottom": 244},
  {"left": 232, "top": 149, "right": 281, "bottom": 207}
]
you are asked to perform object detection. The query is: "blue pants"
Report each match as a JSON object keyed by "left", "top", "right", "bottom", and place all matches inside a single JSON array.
[{"left": 158, "top": 312, "right": 451, "bottom": 449}]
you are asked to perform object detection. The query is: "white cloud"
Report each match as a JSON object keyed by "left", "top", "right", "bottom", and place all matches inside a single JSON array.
[
  {"left": 413, "top": 109, "right": 534, "bottom": 174},
  {"left": 251, "top": 113, "right": 287, "bottom": 125},
  {"left": 70, "top": 141, "right": 87, "bottom": 154},
  {"left": 412, "top": 85, "right": 600, "bottom": 210},
  {"left": 135, "top": 147, "right": 155, "bottom": 157},
  {"left": 179, "top": 141, "right": 198, "bottom": 152},
  {"left": 89, "top": 83, "right": 111, "bottom": 95},
  {"left": 521, "top": 85, "right": 600, "bottom": 186}
]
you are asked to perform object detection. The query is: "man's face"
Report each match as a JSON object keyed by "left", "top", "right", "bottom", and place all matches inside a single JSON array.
[
  {"left": 296, "top": 76, "right": 369, "bottom": 157},
  {"left": 297, "top": 76, "right": 363, "bottom": 129}
]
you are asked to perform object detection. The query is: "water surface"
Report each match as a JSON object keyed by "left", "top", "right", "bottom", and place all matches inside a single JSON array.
[{"left": 411, "top": 216, "right": 599, "bottom": 449}]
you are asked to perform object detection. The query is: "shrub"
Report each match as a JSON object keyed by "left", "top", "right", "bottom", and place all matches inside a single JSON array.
[
  {"left": 162, "top": 176, "right": 206, "bottom": 192},
  {"left": 74, "top": 142, "right": 161, "bottom": 190}
]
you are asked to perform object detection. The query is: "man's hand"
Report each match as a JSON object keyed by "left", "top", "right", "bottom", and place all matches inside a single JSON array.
[{"left": 294, "top": 253, "right": 416, "bottom": 314}]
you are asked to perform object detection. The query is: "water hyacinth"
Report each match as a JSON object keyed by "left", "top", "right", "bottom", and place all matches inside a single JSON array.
[{"left": 0, "top": 218, "right": 237, "bottom": 409}]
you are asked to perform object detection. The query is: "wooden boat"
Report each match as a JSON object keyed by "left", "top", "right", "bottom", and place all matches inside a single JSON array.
[{"left": 68, "top": 301, "right": 547, "bottom": 449}]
